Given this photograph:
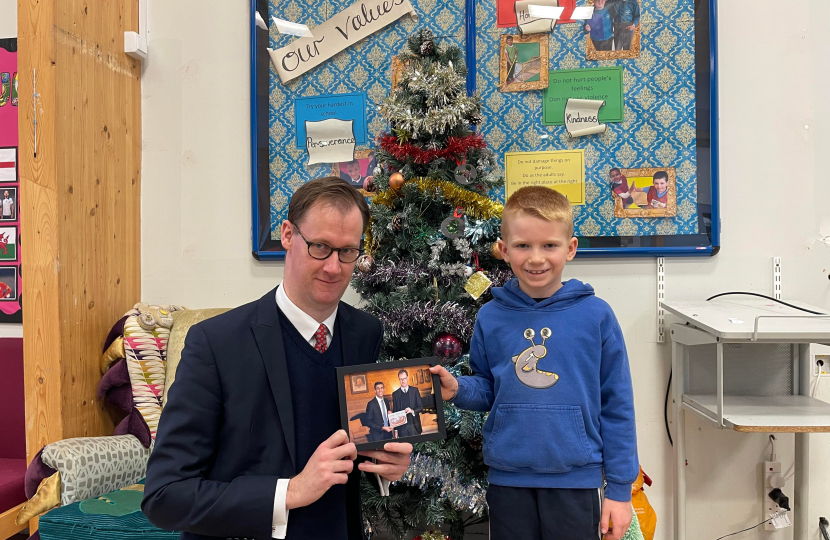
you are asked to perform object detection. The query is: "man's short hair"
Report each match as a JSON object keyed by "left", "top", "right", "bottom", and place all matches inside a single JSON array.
[
  {"left": 398, "top": 369, "right": 408, "bottom": 377},
  {"left": 502, "top": 186, "right": 573, "bottom": 237},
  {"left": 287, "top": 176, "right": 370, "bottom": 230},
  {"left": 653, "top": 170, "right": 669, "bottom": 182},
  {"left": 374, "top": 381, "right": 384, "bottom": 389}
]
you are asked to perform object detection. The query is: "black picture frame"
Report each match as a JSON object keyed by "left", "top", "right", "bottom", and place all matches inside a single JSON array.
[{"left": 336, "top": 357, "right": 447, "bottom": 451}]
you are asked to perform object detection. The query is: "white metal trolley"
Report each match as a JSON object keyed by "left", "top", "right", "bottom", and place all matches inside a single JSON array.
[{"left": 661, "top": 297, "right": 830, "bottom": 540}]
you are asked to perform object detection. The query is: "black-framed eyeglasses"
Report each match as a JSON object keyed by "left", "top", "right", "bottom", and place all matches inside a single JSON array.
[{"left": 290, "top": 222, "right": 364, "bottom": 263}]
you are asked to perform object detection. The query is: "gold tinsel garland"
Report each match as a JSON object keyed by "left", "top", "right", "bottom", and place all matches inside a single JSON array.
[{"left": 365, "top": 177, "right": 503, "bottom": 256}]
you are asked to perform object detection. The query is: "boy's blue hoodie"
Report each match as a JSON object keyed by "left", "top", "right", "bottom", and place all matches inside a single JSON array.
[{"left": 453, "top": 278, "right": 639, "bottom": 502}]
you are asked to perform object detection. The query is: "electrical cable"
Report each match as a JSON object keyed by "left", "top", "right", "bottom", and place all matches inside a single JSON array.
[
  {"left": 713, "top": 515, "right": 781, "bottom": 540},
  {"left": 768, "top": 434, "right": 776, "bottom": 461},
  {"left": 665, "top": 368, "right": 673, "bottom": 446},
  {"left": 705, "top": 292, "right": 825, "bottom": 315}
]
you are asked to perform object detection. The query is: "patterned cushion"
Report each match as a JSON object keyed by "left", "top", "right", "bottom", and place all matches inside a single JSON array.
[
  {"left": 163, "top": 309, "right": 230, "bottom": 408},
  {"left": 122, "top": 311, "right": 174, "bottom": 441},
  {"left": 38, "top": 480, "right": 179, "bottom": 540},
  {"left": 41, "top": 436, "right": 149, "bottom": 506}
]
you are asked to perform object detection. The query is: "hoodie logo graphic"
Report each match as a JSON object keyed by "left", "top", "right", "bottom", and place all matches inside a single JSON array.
[{"left": 511, "top": 327, "right": 559, "bottom": 389}]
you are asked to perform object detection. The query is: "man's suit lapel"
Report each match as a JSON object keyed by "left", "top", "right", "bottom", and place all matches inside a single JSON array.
[{"left": 251, "top": 288, "right": 298, "bottom": 473}]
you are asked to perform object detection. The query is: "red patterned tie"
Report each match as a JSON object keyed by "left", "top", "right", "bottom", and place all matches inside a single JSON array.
[{"left": 313, "top": 323, "right": 328, "bottom": 353}]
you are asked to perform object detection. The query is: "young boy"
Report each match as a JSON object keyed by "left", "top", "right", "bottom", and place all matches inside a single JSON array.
[
  {"left": 613, "top": 0, "right": 640, "bottom": 51},
  {"left": 633, "top": 170, "right": 669, "bottom": 209},
  {"left": 609, "top": 168, "right": 635, "bottom": 208},
  {"left": 431, "top": 186, "right": 638, "bottom": 540},
  {"left": 584, "top": 0, "right": 614, "bottom": 51}
]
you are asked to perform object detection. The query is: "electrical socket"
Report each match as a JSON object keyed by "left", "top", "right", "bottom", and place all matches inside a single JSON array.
[
  {"left": 814, "top": 354, "right": 830, "bottom": 376},
  {"left": 764, "top": 461, "right": 789, "bottom": 531}
]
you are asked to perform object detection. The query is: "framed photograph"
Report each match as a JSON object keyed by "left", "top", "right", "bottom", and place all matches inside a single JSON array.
[
  {"left": 611, "top": 167, "right": 677, "bottom": 218},
  {"left": 0, "top": 187, "right": 16, "bottom": 222},
  {"left": 0, "top": 226, "right": 17, "bottom": 262},
  {"left": 0, "top": 266, "right": 17, "bottom": 301},
  {"left": 329, "top": 149, "right": 378, "bottom": 197},
  {"left": 0, "top": 147, "right": 17, "bottom": 183},
  {"left": 337, "top": 357, "right": 447, "bottom": 451},
  {"left": 350, "top": 372, "right": 369, "bottom": 394},
  {"left": 585, "top": 0, "right": 641, "bottom": 60},
  {"left": 499, "top": 34, "right": 549, "bottom": 92}
]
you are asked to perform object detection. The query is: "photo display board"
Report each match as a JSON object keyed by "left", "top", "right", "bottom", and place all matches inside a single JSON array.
[{"left": 251, "top": 0, "right": 719, "bottom": 258}]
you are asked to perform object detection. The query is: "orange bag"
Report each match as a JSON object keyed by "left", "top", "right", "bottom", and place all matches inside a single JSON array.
[{"left": 631, "top": 468, "right": 657, "bottom": 540}]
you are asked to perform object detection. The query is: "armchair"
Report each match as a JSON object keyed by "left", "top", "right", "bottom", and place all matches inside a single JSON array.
[{"left": 16, "top": 304, "right": 229, "bottom": 540}]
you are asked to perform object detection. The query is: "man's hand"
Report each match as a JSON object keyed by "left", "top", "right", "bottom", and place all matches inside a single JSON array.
[
  {"left": 584, "top": 23, "right": 592, "bottom": 32},
  {"left": 382, "top": 426, "right": 394, "bottom": 432},
  {"left": 600, "top": 498, "right": 632, "bottom": 540},
  {"left": 358, "top": 442, "right": 413, "bottom": 482},
  {"left": 405, "top": 407, "right": 414, "bottom": 415},
  {"left": 627, "top": 24, "right": 635, "bottom": 30},
  {"left": 429, "top": 366, "right": 459, "bottom": 400},
  {"left": 286, "top": 430, "right": 356, "bottom": 510}
]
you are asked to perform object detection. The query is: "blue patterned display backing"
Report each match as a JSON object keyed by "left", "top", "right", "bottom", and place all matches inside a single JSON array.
[
  {"left": 268, "top": 0, "right": 698, "bottom": 238},
  {"left": 268, "top": 0, "right": 466, "bottom": 239}
]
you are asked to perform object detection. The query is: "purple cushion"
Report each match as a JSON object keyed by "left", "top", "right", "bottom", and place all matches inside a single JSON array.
[
  {"left": 113, "top": 408, "right": 152, "bottom": 448},
  {"left": 103, "top": 315, "right": 129, "bottom": 354},
  {"left": 24, "top": 449, "right": 56, "bottom": 499},
  {"left": 0, "top": 457, "right": 26, "bottom": 511},
  {"left": 97, "top": 358, "right": 133, "bottom": 412}
]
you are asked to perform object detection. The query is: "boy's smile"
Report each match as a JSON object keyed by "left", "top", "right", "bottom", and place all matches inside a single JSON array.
[{"left": 499, "top": 214, "right": 578, "bottom": 299}]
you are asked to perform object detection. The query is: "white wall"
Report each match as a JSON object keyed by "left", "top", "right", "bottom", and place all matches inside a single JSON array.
[
  {"left": 0, "top": 0, "right": 16, "bottom": 40},
  {"left": 142, "top": 1, "right": 830, "bottom": 538}
]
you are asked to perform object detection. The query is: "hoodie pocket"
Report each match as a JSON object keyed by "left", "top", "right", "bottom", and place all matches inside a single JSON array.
[{"left": 484, "top": 404, "right": 591, "bottom": 474}]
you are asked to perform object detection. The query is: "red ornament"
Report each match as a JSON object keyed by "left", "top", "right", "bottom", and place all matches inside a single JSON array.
[
  {"left": 363, "top": 176, "right": 376, "bottom": 192},
  {"left": 433, "top": 333, "right": 463, "bottom": 366},
  {"left": 389, "top": 172, "right": 405, "bottom": 189}
]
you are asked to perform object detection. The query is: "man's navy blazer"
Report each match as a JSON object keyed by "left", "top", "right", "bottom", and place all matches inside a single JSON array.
[
  {"left": 364, "top": 397, "right": 393, "bottom": 442},
  {"left": 142, "top": 287, "right": 383, "bottom": 540}
]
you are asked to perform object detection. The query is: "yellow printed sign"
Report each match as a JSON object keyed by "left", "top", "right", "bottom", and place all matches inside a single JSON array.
[{"left": 504, "top": 150, "right": 585, "bottom": 205}]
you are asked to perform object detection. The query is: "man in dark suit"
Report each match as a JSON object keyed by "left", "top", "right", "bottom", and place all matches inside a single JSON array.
[
  {"left": 364, "top": 382, "right": 393, "bottom": 442},
  {"left": 143, "top": 177, "right": 412, "bottom": 540},
  {"left": 391, "top": 369, "right": 423, "bottom": 437}
]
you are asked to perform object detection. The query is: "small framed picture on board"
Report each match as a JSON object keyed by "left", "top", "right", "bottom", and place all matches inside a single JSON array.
[
  {"left": 337, "top": 357, "right": 447, "bottom": 451},
  {"left": 584, "top": 0, "right": 642, "bottom": 60},
  {"left": 499, "top": 34, "right": 549, "bottom": 92},
  {"left": 610, "top": 167, "right": 677, "bottom": 218},
  {"left": 329, "top": 149, "right": 378, "bottom": 196}
]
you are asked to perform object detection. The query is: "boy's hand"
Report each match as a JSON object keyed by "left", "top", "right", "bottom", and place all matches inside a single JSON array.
[
  {"left": 429, "top": 366, "right": 459, "bottom": 401},
  {"left": 600, "top": 498, "right": 632, "bottom": 540}
]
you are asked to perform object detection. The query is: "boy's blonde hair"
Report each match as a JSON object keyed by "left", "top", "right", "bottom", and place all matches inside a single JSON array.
[{"left": 501, "top": 186, "right": 574, "bottom": 237}]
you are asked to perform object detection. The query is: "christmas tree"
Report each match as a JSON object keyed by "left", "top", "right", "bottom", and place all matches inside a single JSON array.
[{"left": 352, "top": 29, "right": 509, "bottom": 539}]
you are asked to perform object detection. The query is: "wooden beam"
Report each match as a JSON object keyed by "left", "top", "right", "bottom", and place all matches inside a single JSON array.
[
  {"left": 18, "top": 0, "right": 142, "bottom": 463},
  {"left": 0, "top": 502, "right": 27, "bottom": 539}
]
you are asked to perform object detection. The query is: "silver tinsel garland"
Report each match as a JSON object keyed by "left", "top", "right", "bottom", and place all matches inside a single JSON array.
[{"left": 397, "top": 453, "right": 488, "bottom": 516}]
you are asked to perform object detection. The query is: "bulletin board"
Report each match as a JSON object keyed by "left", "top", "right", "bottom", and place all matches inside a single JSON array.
[
  {"left": 0, "top": 38, "right": 21, "bottom": 322},
  {"left": 251, "top": 0, "right": 719, "bottom": 259}
]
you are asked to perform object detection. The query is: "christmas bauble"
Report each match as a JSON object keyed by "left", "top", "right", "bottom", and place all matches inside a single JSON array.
[
  {"left": 454, "top": 163, "right": 477, "bottom": 185},
  {"left": 433, "top": 333, "right": 463, "bottom": 365},
  {"left": 356, "top": 254, "right": 374, "bottom": 273},
  {"left": 464, "top": 265, "right": 474, "bottom": 278},
  {"left": 373, "top": 165, "right": 382, "bottom": 176},
  {"left": 363, "top": 176, "right": 376, "bottom": 193},
  {"left": 490, "top": 241, "right": 504, "bottom": 260},
  {"left": 470, "top": 112, "right": 483, "bottom": 126},
  {"left": 389, "top": 172, "right": 405, "bottom": 189},
  {"left": 392, "top": 215, "right": 403, "bottom": 232}
]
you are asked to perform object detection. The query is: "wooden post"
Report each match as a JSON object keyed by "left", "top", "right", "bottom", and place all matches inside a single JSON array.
[{"left": 17, "top": 0, "right": 142, "bottom": 463}]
